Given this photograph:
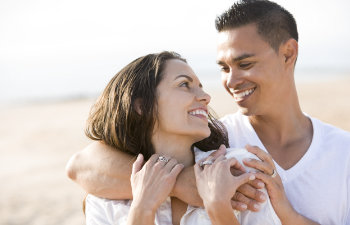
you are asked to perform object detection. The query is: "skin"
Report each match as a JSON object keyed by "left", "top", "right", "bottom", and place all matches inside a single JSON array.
[
  {"left": 99, "top": 59, "right": 250, "bottom": 225},
  {"left": 66, "top": 22, "right": 319, "bottom": 224},
  {"left": 194, "top": 155, "right": 256, "bottom": 225},
  {"left": 66, "top": 59, "right": 266, "bottom": 210},
  {"left": 216, "top": 24, "right": 318, "bottom": 225}
]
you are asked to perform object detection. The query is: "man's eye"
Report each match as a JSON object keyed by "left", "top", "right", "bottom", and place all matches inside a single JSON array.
[
  {"left": 220, "top": 67, "right": 229, "bottom": 73},
  {"left": 239, "top": 62, "right": 252, "bottom": 68}
]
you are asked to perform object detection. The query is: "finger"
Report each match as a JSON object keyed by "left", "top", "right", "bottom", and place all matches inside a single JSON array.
[
  {"left": 154, "top": 155, "right": 169, "bottom": 167},
  {"left": 237, "top": 182, "right": 267, "bottom": 203},
  {"left": 213, "top": 155, "right": 226, "bottom": 163},
  {"left": 226, "top": 157, "right": 246, "bottom": 172},
  {"left": 169, "top": 163, "right": 184, "bottom": 178},
  {"left": 233, "top": 191, "right": 261, "bottom": 212},
  {"left": 243, "top": 158, "right": 274, "bottom": 175},
  {"left": 132, "top": 154, "right": 144, "bottom": 175},
  {"left": 197, "top": 155, "right": 214, "bottom": 165},
  {"left": 235, "top": 173, "right": 256, "bottom": 187},
  {"left": 245, "top": 145, "right": 274, "bottom": 166},
  {"left": 164, "top": 158, "right": 178, "bottom": 172},
  {"left": 249, "top": 178, "right": 265, "bottom": 189},
  {"left": 194, "top": 163, "right": 202, "bottom": 175},
  {"left": 230, "top": 200, "right": 248, "bottom": 211},
  {"left": 253, "top": 172, "right": 281, "bottom": 192},
  {"left": 209, "top": 144, "right": 227, "bottom": 159},
  {"left": 148, "top": 154, "right": 160, "bottom": 164}
]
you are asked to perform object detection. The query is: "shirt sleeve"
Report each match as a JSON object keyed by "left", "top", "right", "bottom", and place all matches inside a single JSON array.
[{"left": 85, "top": 195, "right": 131, "bottom": 225}]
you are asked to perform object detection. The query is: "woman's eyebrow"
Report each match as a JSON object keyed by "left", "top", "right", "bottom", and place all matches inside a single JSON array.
[{"left": 174, "top": 74, "right": 193, "bottom": 82}]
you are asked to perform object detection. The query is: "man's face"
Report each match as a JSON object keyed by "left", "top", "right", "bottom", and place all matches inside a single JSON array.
[{"left": 216, "top": 24, "right": 288, "bottom": 116}]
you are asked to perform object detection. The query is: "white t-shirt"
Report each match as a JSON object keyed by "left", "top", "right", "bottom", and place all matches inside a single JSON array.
[
  {"left": 221, "top": 112, "right": 350, "bottom": 225},
  {"left": 85, "top": 148, "right": 282, "bottom": 225}
]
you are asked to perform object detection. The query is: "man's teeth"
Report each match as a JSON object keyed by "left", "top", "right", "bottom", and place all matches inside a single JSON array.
[
  {"left": 189, "top": 110, "right": 208, "bottom": 118},
  {"left": 233, "top": 88, "right": 254, "bottom": 98}
]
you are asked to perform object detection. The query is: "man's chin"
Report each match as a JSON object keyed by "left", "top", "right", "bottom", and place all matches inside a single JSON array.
[{"left": 238, "top": 107, "right": 254, "bottom": 116}]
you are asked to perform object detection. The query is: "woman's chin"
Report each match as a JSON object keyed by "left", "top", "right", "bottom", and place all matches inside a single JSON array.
[{"left": 193, "top": 128, "right": 211, "bottom": 142}]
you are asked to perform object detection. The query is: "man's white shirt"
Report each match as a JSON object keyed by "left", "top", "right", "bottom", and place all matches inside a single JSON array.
[{"left": 221, "top": 112, "right": 350, "bottom": 225}]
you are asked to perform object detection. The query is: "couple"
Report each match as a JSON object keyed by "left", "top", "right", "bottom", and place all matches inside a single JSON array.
[{"left": 67, "top": 1, "right": 350, "bottom": 225}]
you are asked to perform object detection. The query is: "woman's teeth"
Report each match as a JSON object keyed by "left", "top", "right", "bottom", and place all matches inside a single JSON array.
[{"left": 189, "top": 110, "right": 208, "bottom": 118}]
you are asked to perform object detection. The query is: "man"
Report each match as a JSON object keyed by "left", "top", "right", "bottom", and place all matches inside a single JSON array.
[{"left": 66, "top": 1, "right": 350, "bottom": 224}]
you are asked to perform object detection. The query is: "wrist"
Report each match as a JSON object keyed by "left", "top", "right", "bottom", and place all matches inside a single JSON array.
[
  {"left": 129, "top": 203, "right": 156, "bottom": 218},
  {"left": 205, "top": 201, "right": 237, "bottom": 225}
]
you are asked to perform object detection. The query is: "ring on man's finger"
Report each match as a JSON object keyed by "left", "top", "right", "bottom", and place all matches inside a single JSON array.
[
  {"left": 157, "top": 156, "right": 169, "bottom": 163},
  {"left": 270, "top": 169, "right": 277, "bottom": 178},
  {"left": 200, "top": 160, "right": 213, "bottom": 167}
]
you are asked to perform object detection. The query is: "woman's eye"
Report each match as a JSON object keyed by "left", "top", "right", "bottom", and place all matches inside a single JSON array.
[{"left": 180, "top": 82, "right": 190, "bottom": 88}]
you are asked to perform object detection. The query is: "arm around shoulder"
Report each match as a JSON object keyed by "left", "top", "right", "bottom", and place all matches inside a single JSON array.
[{"left": 65, "top": 141, "right": 135, "bottom": 199}]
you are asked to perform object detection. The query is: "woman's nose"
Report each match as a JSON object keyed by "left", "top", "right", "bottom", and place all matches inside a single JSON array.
[{"left": 197, "top": 89, "right": 211, "bottom": 105}]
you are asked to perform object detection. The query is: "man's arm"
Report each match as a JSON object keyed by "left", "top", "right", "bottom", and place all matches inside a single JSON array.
[
  {"left": 66, "top": 141, "right": 206, "bottom": 205},
  {"left": 66, "top": 141, "right": 264, "bottom": 210},
  {"left": 66, "top": 141, "right": 134, "bottom": 199}
]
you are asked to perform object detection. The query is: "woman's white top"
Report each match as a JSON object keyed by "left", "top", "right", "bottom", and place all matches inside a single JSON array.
[{"left": 85, "top": 148, "right": 281, "bottom": 225}]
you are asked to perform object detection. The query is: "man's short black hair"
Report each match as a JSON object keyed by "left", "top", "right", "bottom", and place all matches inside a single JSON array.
[{"left": 215, "top": 0, "right": 298, "bottom": 51}]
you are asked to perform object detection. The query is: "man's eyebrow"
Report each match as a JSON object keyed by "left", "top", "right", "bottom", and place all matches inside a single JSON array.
[
  {"left": 174, "top": 74, "right": 193, "bottom": 82},
  {"left": 216, "top": 53, "right": 255, "bottom": 65}
]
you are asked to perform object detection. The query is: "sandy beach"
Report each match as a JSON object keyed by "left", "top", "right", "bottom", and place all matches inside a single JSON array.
[{"left": 1, "top": 77, "right": 349, "bottom": 225}]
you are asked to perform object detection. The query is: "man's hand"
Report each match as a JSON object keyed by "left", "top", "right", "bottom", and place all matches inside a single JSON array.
[
  {"left": 243, "top": 145, "right": 319, "bottom": 225},
  {"left": 231, "top": 167, "right": 267, "bottom": 211}
]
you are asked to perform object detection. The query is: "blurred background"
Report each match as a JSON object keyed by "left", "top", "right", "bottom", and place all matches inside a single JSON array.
[{"left": 1, "top": 0, "right": 349, "bottom": 224}]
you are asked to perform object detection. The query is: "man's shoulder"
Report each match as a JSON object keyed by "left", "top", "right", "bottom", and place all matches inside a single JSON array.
[
  {"left": 311, "top": 116, "right": 350, "bottom": 138},
  {"left": 311, "top": 116, "right": 350, "bottom": 150},
  {"left": 220, "top": 111, "right": 243, "bottom": 126}
]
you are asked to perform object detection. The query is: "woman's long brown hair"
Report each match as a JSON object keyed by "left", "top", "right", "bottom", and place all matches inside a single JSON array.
[{"left": 85, "top": 51, "right": 228, "bottom": 160}]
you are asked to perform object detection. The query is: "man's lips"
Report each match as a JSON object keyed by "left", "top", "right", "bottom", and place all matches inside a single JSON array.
[{"left": 230, "top": 87, "right": 256, "bottom": 101}]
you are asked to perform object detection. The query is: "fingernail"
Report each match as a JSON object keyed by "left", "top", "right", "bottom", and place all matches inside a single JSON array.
[
  {"left": 253, "top": 204, "right": 260, "bottom": 210},
  {"left": 249, "top": 175, "right": 255, "bottom": 180},
  {"left": 241, "top": 204, "right": 247, "bottom": 210},
  {"left": 243, "top": 158, "right": 251, "bottom": 162},
  {"left": 258, "top": 182, "right": 264, "bottom": 188}
]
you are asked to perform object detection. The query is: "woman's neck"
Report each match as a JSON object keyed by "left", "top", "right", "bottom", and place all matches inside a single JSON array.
[{"left": 152, "top": 133, "right": 194, "bottom": 168}]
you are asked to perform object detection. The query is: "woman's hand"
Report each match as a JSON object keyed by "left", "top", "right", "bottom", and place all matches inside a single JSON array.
[
  {"left": 130, "top": 154, "right": 184, "bottom": 213},
  {"left": 194, "top": 155, "right": 255, "bottom": 224}
]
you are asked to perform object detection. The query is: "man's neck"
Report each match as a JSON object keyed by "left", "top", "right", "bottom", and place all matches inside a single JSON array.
[{"left": 248, "top": 107, "right": 313, "bottom": 170}]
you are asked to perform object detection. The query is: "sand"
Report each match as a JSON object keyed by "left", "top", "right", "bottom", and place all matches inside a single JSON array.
[{"left": 0, "top": 77, "right": 349, "bottom": 225}]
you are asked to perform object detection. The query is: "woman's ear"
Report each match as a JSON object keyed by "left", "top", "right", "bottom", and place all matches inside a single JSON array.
[{"left": 134, "top": 98, "right": 142, "bottom": 115}]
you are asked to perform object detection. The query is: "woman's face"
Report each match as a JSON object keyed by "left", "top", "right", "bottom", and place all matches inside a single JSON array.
[{"left": 154, "top": 59, "right": 211, "bottom": 142}]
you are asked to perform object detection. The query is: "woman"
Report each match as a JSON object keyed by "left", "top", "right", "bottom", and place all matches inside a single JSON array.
[{"left": 84, "top": 51, "right": 278, "bottom": 225}]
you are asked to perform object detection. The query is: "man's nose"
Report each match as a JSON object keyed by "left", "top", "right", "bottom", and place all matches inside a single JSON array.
[{"left": 224, "top": 67, "right": 244, "bottom": 89}]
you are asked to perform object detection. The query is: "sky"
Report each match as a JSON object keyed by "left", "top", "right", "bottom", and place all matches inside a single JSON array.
[{"left": 1, "top": 0, "right": 349, "bottom": 103}]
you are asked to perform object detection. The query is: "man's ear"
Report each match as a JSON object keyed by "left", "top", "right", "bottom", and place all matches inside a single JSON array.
[
  {"left": 280, "top": 38, "right": 298, "bottom": 66},
  {"left": 134, "top": 98, "right": 142, "bottom": 115}
]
